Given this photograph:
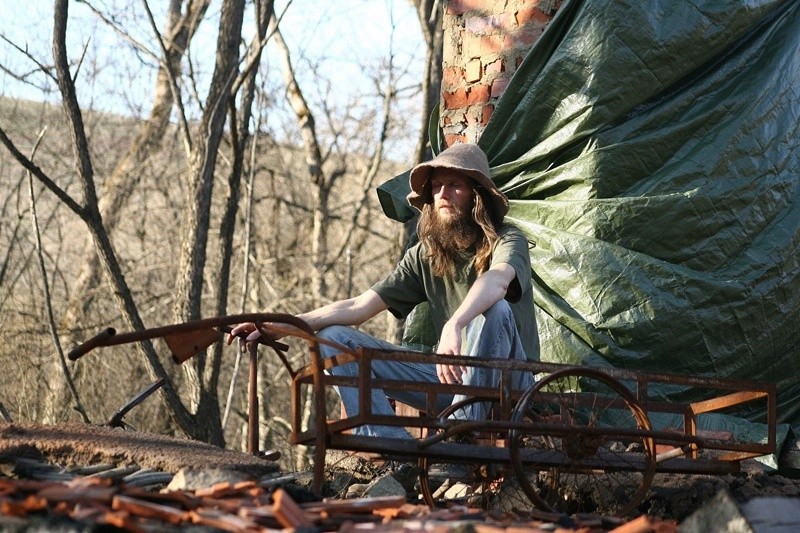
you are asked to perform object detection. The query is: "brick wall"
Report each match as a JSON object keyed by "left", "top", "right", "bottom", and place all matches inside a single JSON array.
[{"left": 441, "top": 0, "right": 562, "bottom": 146}]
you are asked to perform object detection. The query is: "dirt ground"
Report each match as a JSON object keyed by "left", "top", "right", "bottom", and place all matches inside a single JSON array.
[
  {"left": 638, "top": 464, "right": 800, "bottom": 521},
  {"left": 318, "top": 449, "right": 800, "bottom": 523},
  {"left": 0, "top": 422, "right": 278, "bottom": 478}
]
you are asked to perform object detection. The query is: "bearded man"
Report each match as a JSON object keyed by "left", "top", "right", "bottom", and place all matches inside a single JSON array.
[{"left": 230, "top": 143, "right": 538, "bottom": 442}]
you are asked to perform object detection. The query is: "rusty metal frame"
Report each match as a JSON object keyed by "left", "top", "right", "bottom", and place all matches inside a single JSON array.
[
  {"left": 289, "top": 343, "right": 777, "bottom": 493},
  {"left": 70, "top": 314, "right": 778, "bottom": 503},
  {"left": 69, "top": 313, "right": 317, "bottom": 456}
]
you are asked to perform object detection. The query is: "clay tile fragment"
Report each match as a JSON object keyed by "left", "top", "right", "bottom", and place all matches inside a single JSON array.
[
  {"left": 111, "top": 494, "right": 186, "bottom": 525},
  {"left": 273, "top": 487, "right": 314, "bottom": 528}
]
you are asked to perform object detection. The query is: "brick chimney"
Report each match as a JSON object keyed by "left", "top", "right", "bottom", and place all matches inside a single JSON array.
[{"left": 441, "top": 0, "right": 562, "bottom": 146}]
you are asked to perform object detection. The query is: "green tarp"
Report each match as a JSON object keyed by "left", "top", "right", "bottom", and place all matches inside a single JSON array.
[{"left": 378, "top": 0, "right": 800, "bottom": 434}]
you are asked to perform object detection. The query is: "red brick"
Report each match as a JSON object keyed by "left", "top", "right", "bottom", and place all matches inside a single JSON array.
[
  {"left": 465, "top": 59, "right": 482, "bottom": 83},
  {"left": 447, "top": 0, "right": 487, "bottom": 16},
  {"left": 443, "top": 88, "right": 469, "bottom": 108},
  {"left": 465, "top": 13, "right": 515, "bottom": 35},
  {"left": 515, "top": 6, "right": 553, "bottom": 27},
  {"left": 442, "top": 66, "right": 465, "bottom": 87},
  {"left": 463, "top": 33, "right": 510, "bottom": 58},
  {"left": 445, "top": 133, "right": 469, "bottom": 146},
  {"left": 466, "top": 109, "right": 479, "bottom": 127},
  {"left": 484, "top": 58, "right": 504, "bottom": 76},
  {"left": 512, "top": 26, "right": 544, "bottom": 48},
  {"left": 490, "top": 77, "right": 509, "bottom": 98},
  {"left": 466, "top": 83, "right": 491, "bottom": 105},
  {"left": 481, "top": 104, "right": 495, "bottom": 125},
  {"left": 442, "top": 0, "right": 565, "bottom": 140}
]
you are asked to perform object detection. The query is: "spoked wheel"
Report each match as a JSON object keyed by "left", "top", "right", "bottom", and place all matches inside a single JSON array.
[
  {"left": 418, "top": 396, "right": 507, "bottom": 509},
  {"left": 507, "top": 368, "right": 655, "bottom": 517}
]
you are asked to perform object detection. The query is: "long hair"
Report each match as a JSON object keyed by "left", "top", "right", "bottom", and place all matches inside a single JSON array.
[{"left": 417, "top": 184, "right": 500, "bottom": 277}]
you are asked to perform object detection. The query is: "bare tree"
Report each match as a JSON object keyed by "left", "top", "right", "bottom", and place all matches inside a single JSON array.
[
  {"left": 208, "top": 0, "right": 276, "bottom": 444},
  {"left": 169, "top": 0, "right": 276, "bottom": 445},
  {"left": 412, "top": 0, "right": 444, "bottom": 164},
  {"left": 59, "top": 0, "right": 211, "bottom": 336},
  {"left": 0, "top": 0, "right": 275, "bottom": 445},
  {"left": 0, "top": 1, "right": 425, "bottom": 465}
]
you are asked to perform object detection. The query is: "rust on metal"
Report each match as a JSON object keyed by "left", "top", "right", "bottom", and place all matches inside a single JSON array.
[
  {"left": 163, "top": 328, "right": 222, "bottom": 364},
  {"left": 286, "top": 334, "right": 776, "bottom": 513},
  {"left": 248, "top": 341, "right": 259, "bottom": 454},
  {"left": 69, "top": 314, "right": 313, "bottom": 457}
]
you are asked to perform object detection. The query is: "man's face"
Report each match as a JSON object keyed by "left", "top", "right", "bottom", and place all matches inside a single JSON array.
[{"left": 430, "top": 170, "right": 474, "bottom": 222}]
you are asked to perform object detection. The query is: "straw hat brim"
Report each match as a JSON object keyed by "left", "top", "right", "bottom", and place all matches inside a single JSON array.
[{"left": 406, "top": 144, "right": 508, "bottom": 219}]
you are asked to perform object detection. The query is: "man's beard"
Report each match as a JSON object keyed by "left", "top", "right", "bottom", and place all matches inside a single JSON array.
[{"left": 426, "top": 204, "right": 481, "bottom": 251}]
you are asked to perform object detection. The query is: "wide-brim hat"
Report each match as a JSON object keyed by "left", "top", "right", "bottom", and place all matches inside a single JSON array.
[{"left": 407, "top": 143, "right": 509, "bottom": 219}]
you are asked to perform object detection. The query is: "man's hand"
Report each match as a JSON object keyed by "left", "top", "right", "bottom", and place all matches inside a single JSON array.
[
  {"left": 226, "top": 322, "right": 283, "bottom": 351},
  {"left": 436, "top": 320, "right": 467, "bottom": 384}
]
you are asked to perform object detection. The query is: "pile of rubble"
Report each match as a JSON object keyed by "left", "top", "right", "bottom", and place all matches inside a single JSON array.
[
  {"left": 3, "top": 421, "right": 800, "bottom": 532},
  {"left": 0, "top": 422, "right": 676, "bottom": 532},
  {"left": 1, "top": 471, "right": 678, "bottom": 532}
]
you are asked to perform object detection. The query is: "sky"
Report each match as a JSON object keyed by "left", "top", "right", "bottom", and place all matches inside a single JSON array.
[{"left": 0, "top": 0, "right": 424, "bottom": 159}]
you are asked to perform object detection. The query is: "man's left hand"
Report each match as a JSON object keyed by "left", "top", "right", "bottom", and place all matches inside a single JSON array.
[{"left": 437, "top": 320, "right": 467, "bottom": 384}]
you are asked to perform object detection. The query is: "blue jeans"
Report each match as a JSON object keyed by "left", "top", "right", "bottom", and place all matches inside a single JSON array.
[{"left": 317, "top": 300, "right": 535, "bottom": 438}]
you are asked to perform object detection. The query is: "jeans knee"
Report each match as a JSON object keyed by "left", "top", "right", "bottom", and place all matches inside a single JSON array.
[
  {"left": 317, "top": 324, "right": 352, "bottom": 343},
  {"left": 483, "top": 299, "right": 513, "bottom": 323},
  {"left": 316, "top": 325, "right": 357, "bottom": 368}
]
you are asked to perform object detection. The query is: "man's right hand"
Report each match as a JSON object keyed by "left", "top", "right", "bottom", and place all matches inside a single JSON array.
[{"left": 226, "top": 322, "right": 283, "bottom": 349}]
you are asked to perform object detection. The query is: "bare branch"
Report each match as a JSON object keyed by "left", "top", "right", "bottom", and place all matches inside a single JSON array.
[
  {"left": 52, "top": 0, "right": 197, "bottom": 435},
  {"left": 75, "top": 0, "right": 161, "bottom": 63},
  {"left": 52, "top": 0, "right": 100, "bottom": 211},
  {"left": 270, "top": 14, "right": 323, "bottom": 185},
  {"left": 0, "top": 127, "right": 84, "bottom": 216},
  {"left": 26, "top": 126, "right": 91, "bottom": 424},
  {"left": 328, "top": 59, "right": 397, "bottom": 270},
  {"left": 141, "top": 0, "right": 193, "bottom": 157},
  {"left": 0, "top": 34, "right": 58, "bottom": 83},
  {"left": 231, "top": 0, "right": 277, "bottom": 96}
]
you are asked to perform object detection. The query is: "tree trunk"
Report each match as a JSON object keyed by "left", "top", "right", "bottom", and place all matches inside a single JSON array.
[
  {"left": 173, "top": 0, "right": 246, "bottom": 446},
  {"left": 60, "top": 0, "right": 210, "bottom": 338},
  {"left": 414, "top": 0, "right": 444, "bottom": 163},
  {"left": 213, "top": 0, "right": 274, "bottom": 448},
  {"left": 271, "top": 17, "right": 328, "bottom": 305}
]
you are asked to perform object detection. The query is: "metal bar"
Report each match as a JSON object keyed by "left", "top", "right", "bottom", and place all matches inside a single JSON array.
[
  {"left": 358, "top": 349, "right": 371, "bottom": 428},
  {"left": 247, "top": 342, "right": 259, "bottom": 455},
  {"left": 68, "top": 313, "right": 300, "bottom": 363},
  {"left": 653, "top": 455, "right": 741, "bottom": 475},
  {"left": 73, "top": 316, "right": 777, "bottom": 489},
  {"left": 685, "top": 406, "right": 698, "bottom": 459},
  {"left": 688, "top": 390, "right": 769, "bottom": 415},
  {"left": 302, "top": 347, "right": 775, "bottom": 457},
  {"left": 768, "top": 381, "right": 777, "bottom": 453},
  {"left": 107, "top": 378, "right": 165, "bottom": 427},
  {"left": 308, "top": 328, "right": 328, "bottom": 496},
  {"left": 656, "top": 446, "right": 691, "bottom": 463}
]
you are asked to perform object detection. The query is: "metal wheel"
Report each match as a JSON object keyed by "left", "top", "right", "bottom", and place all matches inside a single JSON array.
[
  {"left": 417, "top": 396, "right": 507, "bottom": 509},
  {"left": 508, "top": 368, "right": 655, "bottom": 517}
]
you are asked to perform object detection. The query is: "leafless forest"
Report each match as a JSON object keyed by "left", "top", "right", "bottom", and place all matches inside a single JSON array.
[{"left": 0, "top": 0, "right": 443, "bottom": 471}]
